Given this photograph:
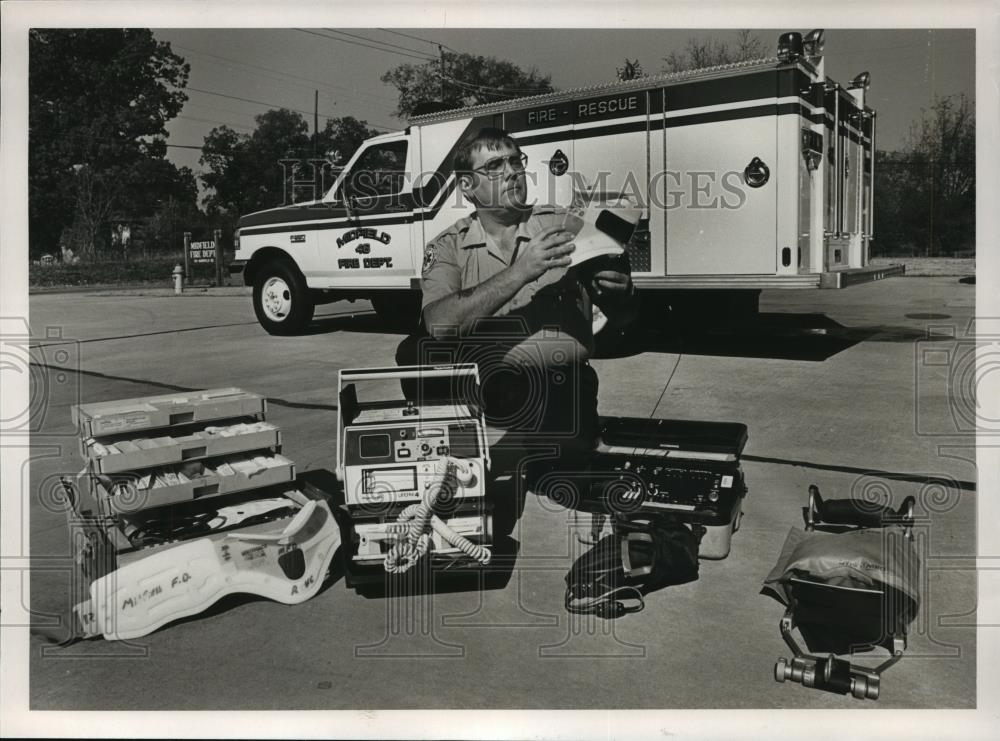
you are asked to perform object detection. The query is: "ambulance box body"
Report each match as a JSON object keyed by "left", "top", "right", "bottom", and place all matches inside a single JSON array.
[{"left": 233, "top": 32, "right": 898, "bottom": 334}]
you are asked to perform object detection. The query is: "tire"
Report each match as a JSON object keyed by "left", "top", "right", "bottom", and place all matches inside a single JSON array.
[
  {"left": 252, "top": 260, "right": 314, "bottom": 335},
  {"left": 370, "top": 291, "right": 422, "bottom": 332}
]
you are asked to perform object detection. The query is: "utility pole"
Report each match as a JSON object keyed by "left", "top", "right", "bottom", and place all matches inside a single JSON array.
[
  {"left": 313, "top": 89, "right": 319, "bottom": 157},
  {"left": 439, "top": 45, "right": 445, "bottom": 101}
]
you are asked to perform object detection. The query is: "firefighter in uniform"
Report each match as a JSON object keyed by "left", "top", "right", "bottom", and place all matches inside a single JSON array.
[{"left": 399, "top": 126, "right": 637, "bottom": 510}]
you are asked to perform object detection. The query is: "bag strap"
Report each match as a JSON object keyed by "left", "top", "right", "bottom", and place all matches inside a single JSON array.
[{"left": 565, "top": 584, "right": 645, "bottom": 619}]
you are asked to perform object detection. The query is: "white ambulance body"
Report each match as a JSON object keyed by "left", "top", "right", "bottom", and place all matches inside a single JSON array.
[{"left": 232, "top": 30, "right": 898, "bottom": 335}]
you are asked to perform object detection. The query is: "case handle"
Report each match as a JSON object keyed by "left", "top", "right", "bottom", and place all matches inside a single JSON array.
[{"left": 806, "top": 485, "right": 914, "bottom": 532}]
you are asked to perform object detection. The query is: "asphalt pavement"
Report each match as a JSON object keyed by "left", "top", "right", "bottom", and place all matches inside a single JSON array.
[{"left": 24, "top": 277, "right": 977, "bottom": 709}]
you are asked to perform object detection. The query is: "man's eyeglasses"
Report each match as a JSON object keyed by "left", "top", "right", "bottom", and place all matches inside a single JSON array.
[{"left": 471, "top": 153, "right": 528, "bottom": 179}]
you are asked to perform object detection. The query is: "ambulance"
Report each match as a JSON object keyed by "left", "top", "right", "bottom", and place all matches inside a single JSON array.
[{"left": 231, "top": 29, "right": 900, "bottom": 335}]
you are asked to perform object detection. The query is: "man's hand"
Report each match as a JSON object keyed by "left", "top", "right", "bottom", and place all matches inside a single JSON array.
[
  {"left": 514, "top": 225, "right": 576, "bottom": 283},
  {"left": 586, "top": 265, "right": 637, "bottom": 329},
  {"left": 590, "top": 269, "right": 632, "bottom": 298}
]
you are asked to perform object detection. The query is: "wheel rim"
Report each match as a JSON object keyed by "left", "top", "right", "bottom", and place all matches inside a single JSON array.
[{"left": 261, "top": 276, "right": 292, "bottom": 321}]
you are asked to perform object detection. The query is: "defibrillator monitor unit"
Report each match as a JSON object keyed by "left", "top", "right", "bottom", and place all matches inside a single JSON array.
[{"left": 337, "top": 365, "right": 490, "bottom": 508}]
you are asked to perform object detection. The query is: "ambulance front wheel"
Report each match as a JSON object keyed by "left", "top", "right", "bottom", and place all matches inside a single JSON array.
[{"left": 253, "top": 260, "right": 315, "bottom": 335}]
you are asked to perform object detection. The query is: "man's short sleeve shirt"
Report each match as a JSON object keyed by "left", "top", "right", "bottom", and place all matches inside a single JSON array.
[{"left": 420, "top": 204, "right": 569, "bottom": 314}]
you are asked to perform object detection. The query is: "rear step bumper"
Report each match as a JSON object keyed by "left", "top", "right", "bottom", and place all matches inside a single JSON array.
[
  {"left": 820, "top": 263, "right": 906, "bottom": 288},
  {"left": 629, "top": 264, "right": 905, "bottom": 290}
]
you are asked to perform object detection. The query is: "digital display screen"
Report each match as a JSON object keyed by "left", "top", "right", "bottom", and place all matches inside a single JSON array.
[
  {"left": 359, "top": 433, "right": 392, "bottom": 458},
  {"left": 366, "top": 467, "right": 417, "bottom": 493}
]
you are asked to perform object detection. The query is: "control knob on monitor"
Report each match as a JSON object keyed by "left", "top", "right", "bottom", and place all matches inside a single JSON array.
[{"left": 454, "top": 461, "right": 475, "bottom": 487}]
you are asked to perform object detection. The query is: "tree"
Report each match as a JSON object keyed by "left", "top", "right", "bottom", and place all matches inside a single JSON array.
[
  {"left": 29, "top": 29, "right": 193, "bottom": 258},
  {"left": 873, "top": 94, "right": 975, "bottom": 256},
  {"left": 200, "top": 109, "right": 308, "bottom": 217},
  {"left": 381, "top": 52, "right": 554, "bottom": 119},
  {"left": 617, "top": 59, "right": 648, "bottom": 82},
  {"left": 66, "top": 164, "right": 125, "bottom": 261},
  {"left": 199, "top": 110, "right": 382, "bottom": 217},
  {"left": 871, "top": 150, "right": 911, "bottom": 255},
  {"left": 144, "top": 196, "right": 204, "bottom": 256},
  {"left": 662, "top": 30, "right": 767, "bottom": 73},
  {"left": 321, "top": 116, "right": 380, "bottom": 166}
]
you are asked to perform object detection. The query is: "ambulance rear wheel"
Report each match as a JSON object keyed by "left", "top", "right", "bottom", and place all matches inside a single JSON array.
[{"left": 253, "top": 260, "right": 314, "bottom": 335}]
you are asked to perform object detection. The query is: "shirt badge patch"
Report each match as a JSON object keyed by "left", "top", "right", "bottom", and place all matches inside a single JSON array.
[{"left": 422, "top": 243, "right": 437, "bottom": 275}]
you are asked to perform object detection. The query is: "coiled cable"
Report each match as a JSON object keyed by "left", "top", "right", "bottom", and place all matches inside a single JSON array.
[
  {"left": 383, "top": 457, "right": 491, "bottom": 573},
  {"left": 429, "top": 515, "right": 491, "bottom": 564}
]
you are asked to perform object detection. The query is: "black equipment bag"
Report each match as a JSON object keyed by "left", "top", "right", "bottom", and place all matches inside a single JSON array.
[{"left": 564, "top": 518, "right": 702, "bottom": 619}]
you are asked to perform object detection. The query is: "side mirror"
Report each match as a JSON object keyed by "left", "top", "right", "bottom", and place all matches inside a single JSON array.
[{"left": 338, "top": 179, "right": 356, "bottom": 213}]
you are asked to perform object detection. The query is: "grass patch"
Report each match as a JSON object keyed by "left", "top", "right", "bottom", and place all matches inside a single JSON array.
[{"left": 29, "top": 254, "right": 235, "bottom": 287}]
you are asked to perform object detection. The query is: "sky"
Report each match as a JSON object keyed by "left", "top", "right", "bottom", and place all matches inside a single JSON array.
[{"left": 151, "top": 27, "right": 976, "bottom": 186}]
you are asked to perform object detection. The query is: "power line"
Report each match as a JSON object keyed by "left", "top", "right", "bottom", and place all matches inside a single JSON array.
[
  {"left": 40, "top": 126, "right": 209, "bottom": 153},
  {"left": 314, "top": 28, "right": 438, "bottom": 62},
  {"left": 184, "top": 85, "right": 339, "bottom": 119},
  {"left": 179, "top": 49, "right": 344, "bottom": 104},
  {"left": 182, "top": 99, "right": 263, "bottom": 121},
  {"left": 437, "top": 71, "right": 553, "bottom": 94},
  {"left": 177, "top": 113, "right": 253, "bottom": 131},
  {"left": 171, "top": 43, "right": 399, "bottom": 104},
  {"left": 438, "top": 73, "right": 552, "bottom": 96},
  {"left": 356, "top": 119, "right": 400, "bottom": 132},
  {"left": 323, "top": 28, "right": 433, "bottom": 58},
  {"left": 179, "top": 93, "right": 398, "bottom": 133},
  {"left": 439, "top": 76, "right": 519, "bottom": 99},
  {"left": 295, "top": 28, "right": 435, "bottom": 62},
  {"left": 378, "top": 28, "right": 460, "bottom": 54},
  {"left": 180, "top": 93, "right": 397, "bottom": 133}
]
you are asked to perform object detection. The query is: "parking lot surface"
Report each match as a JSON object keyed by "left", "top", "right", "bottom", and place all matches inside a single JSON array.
[{"left": 26, "top": 277, "right": 977, "bottom": 709}]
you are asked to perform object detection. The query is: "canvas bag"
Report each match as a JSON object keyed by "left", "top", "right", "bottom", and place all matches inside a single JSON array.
[{"left": 762, "top": 525, "right": 921, "bottom": 623}]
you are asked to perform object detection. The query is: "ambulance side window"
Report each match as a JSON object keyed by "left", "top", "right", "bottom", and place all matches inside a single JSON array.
[{"left": 341, "top": 140, "right": 408, "bottom": 200}]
